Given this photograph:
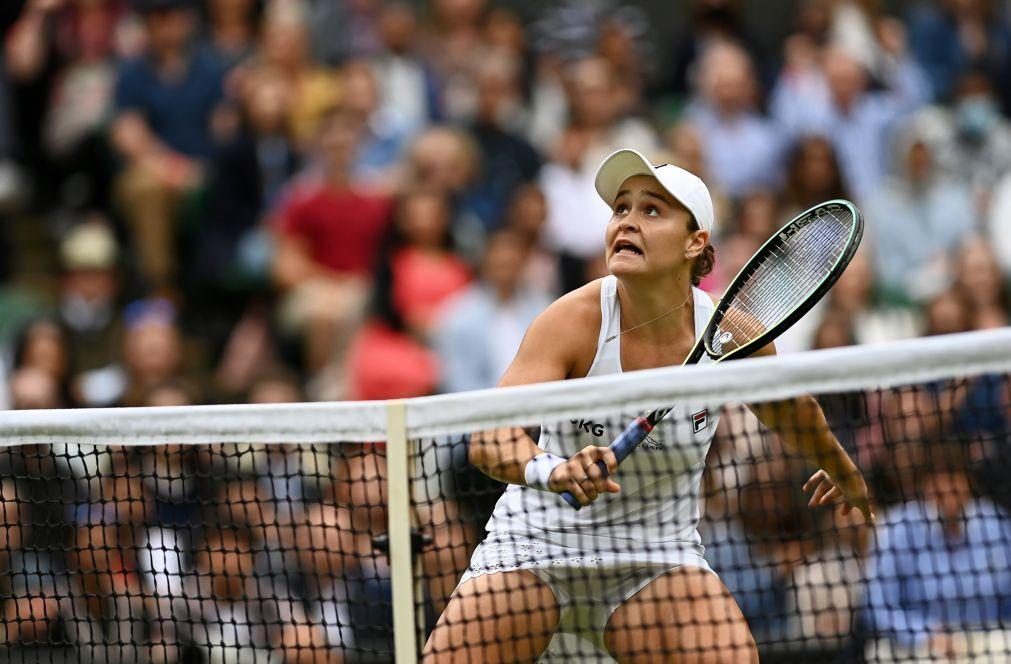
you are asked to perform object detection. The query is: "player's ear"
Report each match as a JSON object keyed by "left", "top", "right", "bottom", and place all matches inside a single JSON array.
[{"left": 685, "top": 229, "right": 709, "bottom": 260}]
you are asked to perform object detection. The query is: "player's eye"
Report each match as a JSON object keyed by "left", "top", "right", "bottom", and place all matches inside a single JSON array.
[
  {"left": 614, "top": 203, "right": 629, "bottom": 214},
  {"left": 644, "top": 206, "right": 660, "bottom": 217}
]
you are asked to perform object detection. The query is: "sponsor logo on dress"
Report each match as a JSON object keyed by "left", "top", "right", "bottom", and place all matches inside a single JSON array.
[
  {"left": 570, "top": 418, "right": 604, "bottom": 437},
  {"left": 692, "top": 409, "right": 709, "bottom": 433}
]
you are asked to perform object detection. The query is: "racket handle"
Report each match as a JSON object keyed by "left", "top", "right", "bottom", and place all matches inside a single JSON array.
[{"left": 561, "top": 417, "right": 652, "bottom": 510}]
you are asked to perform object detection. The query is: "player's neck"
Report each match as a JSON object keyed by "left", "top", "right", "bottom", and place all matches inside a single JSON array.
[{"left": 615, "top": 276, "right": 696, "bottom": 340}]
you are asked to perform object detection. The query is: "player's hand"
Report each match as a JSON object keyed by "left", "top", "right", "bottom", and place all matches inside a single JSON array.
[
  {"left": 803, "top": 468, "right": 876, "bottom": 525},
  {"left": 548, "top": 445, "right": 621, "bottom": 506}
]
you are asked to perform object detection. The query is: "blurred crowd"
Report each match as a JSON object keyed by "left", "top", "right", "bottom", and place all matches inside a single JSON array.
[{"left": 0, "top": 0, "right": 1010, "bottom": 661}]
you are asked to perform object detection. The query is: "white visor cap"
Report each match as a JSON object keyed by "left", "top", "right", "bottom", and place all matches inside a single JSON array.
[{"left": 594, "top": 148, "right": 715, "bottom": 234}]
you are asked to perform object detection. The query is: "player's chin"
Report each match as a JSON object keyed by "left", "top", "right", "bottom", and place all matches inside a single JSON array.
[{"left": 607, "top": 253, "right": 647, "bottom": 275}]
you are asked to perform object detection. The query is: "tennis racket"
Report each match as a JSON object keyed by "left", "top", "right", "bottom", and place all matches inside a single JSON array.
[{"left": 562, "top": 199, "right": 864, "bottom": 510}]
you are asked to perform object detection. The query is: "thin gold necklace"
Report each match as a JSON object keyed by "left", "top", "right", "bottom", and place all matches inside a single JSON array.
[{"left": 605, "top": 290, "right": 693, "bottom": 343}]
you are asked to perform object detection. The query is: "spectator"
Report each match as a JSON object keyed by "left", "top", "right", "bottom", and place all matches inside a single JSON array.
[
  {"left": 684, "top": 40, "right": 785, "bottom": 198},
  {"left": 783, "top": 134, "right": 849, "bottom": 216},
  {"left": 341, "top": 59, "right": 414, "bottom": 192},
  {"left": 435, "top": 228, "right": 550, "bottom": 393},
  {"left": 386, "top": 188, "right": 472, "bottom": 339},
  {"left": 420, "top": 0, "right": 489, "bottom": 122},
  {"left": 305, "top": 0, "right": 383, "bottom": 66},
  {"left": 11, "top": 317, "right": 73, "bottom": 394},
  {"left": 296, "top": 449, "right": 383, "bottom": 658},
  {"left": 401, "top": 125, "right": 482, "bottom": 253},
  {"left": 56, "top": 217, "right": 124, "bottom": 406},
  {"left": 197, "top": 65, "right": 298, "bottom": 298},
  {"left": 111, "top": 0, "right": 228, "bottom": 292},
  {"left": 502, "top": 183, "right": 559, "bottom": 295},
  {"left": 865, "top": 123, "right": 974, "bottom": 305},
  {"left": 272, "top": 105, "right": 392, "bottom": 387},
  {"left": 254, "top": 0, "right": 340, "bottom": 152},
  {"left": 204, "top": 0, "right": 259, "bottom": 68},
  {"left": 180, "top": 525, "right": 331, "bottom": 663},
  {"left": 466, "top": 50, "right": 542, "bottom": 230},
  {"left": 665, "top": 0, "right": 757, "bottom": 99},
  {"left": 952, "top": 237, "right": 1010, "bottom": 330},
  {"left": 914, "top": 69, "right": 1011, "bottom": 216},
  {"left": 788, "top": 507, "right": 869, "bottom": 650},
  {"left": 989, "top": 169, "right": 1011, "bottom": 277},
  {"left": 771, "top": 28, "right": 930, "bottom": 203},
  {"left": 118, "top": 298, "right": 186, "bottom": 407},
  {"left": 864, "top": 443, "right": 1011, "bottom": 662},
  {"left": 369, "top": 2, "right": 433, "bottom": 134},
  {"left": 539, "top": 56, "right": 658, "bottom": 292},
  {"left": 907, "top": 0, "right": 1011, "bottom": 112},
  {"left": 4, "top": 0, "right": 134, "bottom": 211},
  {"left": 67, "top": 446, "right": 151, "bottom": 659}
]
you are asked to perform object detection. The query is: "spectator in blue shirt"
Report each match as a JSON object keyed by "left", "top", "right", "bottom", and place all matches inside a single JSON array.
[
  {"left": 864, "top": 443, "right": 1011, "bottom": 660},
  {"left": 111, "top": 0, "right": 227, "bottom": 292},
  {"left": 434, "top": 228, "right": 550, "bottom": 394}
]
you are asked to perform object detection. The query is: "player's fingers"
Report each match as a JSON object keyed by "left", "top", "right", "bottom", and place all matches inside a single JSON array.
[
  {"left": 840, "top": 503, "right": 853, "bottom": 516},
  {"left": 604, "top": 479, "right": 621, "bottom": 494},
  {"left": 803, "top": 469, "right": 828, "bottom": 493},
  {"left": 579, "top": 476, "right": 599, "bottom": 503},
  {"left": 597, "top": 447, "right": 619, "bottom": 476},
  {"left": 818, "top": 487, "right": 843, "bottom": 505},
  {"left": 583, "top": 461, "right": 609, "bottom": 495},
  {"left": 566, "top": 479, "right": 591, "bottom": 506},
  {"left": 809, "top": 480, "right": 832, "bottom": 507}
]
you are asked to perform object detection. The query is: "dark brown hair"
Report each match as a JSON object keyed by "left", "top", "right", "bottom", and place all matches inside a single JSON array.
[{"left": 688, "top": 217, "right": 715, "bottom": 286}]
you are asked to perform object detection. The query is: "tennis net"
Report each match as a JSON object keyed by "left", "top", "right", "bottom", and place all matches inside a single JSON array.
[{"left": 2, "top": 328, "right": 1011, "bottom": 663}]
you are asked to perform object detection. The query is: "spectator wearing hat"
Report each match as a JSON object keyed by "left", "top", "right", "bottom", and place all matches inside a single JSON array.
[
  {"left": 57, "top": 216, "right": 124, "bottom": 406},
  {"left": 111, "top": 0, "right": 227, "bottom": 291}
]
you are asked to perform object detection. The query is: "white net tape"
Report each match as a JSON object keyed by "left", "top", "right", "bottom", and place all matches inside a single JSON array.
[{"left": 2, "top": 328, "right": 1010, "bottom": 444}]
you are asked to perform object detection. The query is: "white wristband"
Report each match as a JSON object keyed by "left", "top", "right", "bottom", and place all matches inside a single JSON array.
[{"left": 524, "top": 452, "right": 566, "bottom": 491}]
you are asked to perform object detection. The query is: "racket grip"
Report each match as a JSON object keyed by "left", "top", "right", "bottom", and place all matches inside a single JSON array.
[{"left": 561, "top": 418, "right": 652, "bottom": 510}]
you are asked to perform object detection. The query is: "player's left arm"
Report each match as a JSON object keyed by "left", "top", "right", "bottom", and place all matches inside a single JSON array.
[{"left": 745, "top": 341, "right": 876, "bottom": 524}]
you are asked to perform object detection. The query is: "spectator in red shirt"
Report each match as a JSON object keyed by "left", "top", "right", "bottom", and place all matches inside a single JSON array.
[
  {"left": 272, "top": 104, "right": 393, "bottom": 395},
  {"left": 388, "top": 188, "right": 472, "bottom": 338}
]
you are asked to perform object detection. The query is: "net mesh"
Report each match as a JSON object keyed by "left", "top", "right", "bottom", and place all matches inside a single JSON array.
[{"left": 1, "top": 330, "right": 1011, "bottom": 664}]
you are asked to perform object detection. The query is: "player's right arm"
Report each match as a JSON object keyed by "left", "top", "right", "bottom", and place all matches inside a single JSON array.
[{"left": 468, "top": 284, "right": 620, "bottom": 506}]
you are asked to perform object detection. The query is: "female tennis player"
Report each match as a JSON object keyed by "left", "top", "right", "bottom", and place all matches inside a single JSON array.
[{"left": 423, "top": 149, "right": 874, "bottom": 663}]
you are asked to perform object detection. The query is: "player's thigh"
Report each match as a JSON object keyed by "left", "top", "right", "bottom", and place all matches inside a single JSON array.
[
  {"left": 604, "top": 566, "right": 757, "bottom": 664},
  {"left": 423, "top": 569, "right": 559, "bottom": 664}
]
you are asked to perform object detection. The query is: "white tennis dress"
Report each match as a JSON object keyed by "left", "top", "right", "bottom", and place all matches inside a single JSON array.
[{"left": 461, "top": 275, "right": 721, "bottom": 661}]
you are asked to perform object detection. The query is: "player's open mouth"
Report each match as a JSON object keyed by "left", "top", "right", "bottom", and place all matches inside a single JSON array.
[{"left": 613, "top": 239, "right": 643, "bottom": 256}]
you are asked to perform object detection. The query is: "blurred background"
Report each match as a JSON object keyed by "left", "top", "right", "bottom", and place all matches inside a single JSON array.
[{"left": 0, "top": 0, "right": 1010, "bottom": 662}]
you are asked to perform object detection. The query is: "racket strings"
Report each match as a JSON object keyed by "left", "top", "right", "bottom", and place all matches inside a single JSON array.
[{"left": 713, "top": 208, "right": 853, "bottom": 355}]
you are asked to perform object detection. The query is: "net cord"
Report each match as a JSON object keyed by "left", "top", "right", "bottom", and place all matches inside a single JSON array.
[{"left": 1, "top": 328, "right": 1010, "bottom": 445}]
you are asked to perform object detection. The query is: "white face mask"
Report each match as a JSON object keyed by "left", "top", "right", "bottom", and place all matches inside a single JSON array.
[{"left": 956, "top": 96, "right": 1000, "bottom": 141}]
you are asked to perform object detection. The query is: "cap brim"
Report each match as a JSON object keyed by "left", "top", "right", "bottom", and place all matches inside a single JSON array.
[{"left": 594, "top": 149, "right": 661, "bottom": 206}]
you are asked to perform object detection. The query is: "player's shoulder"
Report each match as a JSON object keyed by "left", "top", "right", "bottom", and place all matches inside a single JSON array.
[{"left": 520, "top": 279, "right": 603, "bottom": 358}]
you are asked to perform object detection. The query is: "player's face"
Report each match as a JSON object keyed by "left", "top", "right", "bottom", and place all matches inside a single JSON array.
[{"left": 604, "top": 175, "right": 706, "bottom": 280}]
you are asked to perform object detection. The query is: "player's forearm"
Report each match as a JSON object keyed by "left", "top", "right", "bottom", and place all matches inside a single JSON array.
[
  {"left": 469, "top": 427, "right": 544, "bottom": 486},
  {"left": 751, "top": 396, "right": 859, "bottom": 480}
]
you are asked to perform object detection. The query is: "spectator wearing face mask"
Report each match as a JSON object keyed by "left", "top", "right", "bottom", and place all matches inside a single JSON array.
[{"left": 911, "top": 69, "right": 1011, "bottom": 216}]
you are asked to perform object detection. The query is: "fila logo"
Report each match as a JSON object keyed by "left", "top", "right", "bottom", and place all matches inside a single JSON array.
[
  {"left": 691, "top": 409, "right": 709, "bottom": 433},
  {"left": 570, "top": 418, "right": 605, "bottom": 437}
]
